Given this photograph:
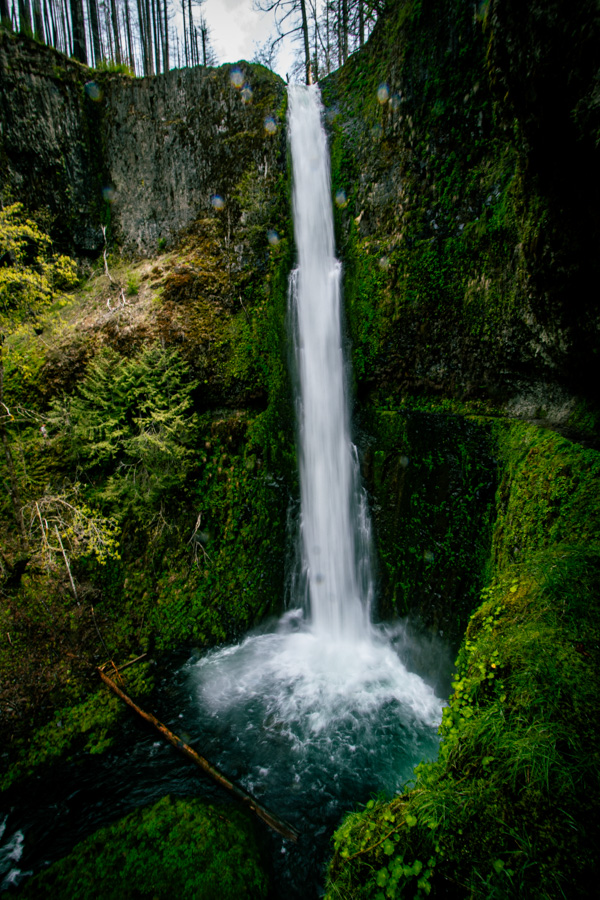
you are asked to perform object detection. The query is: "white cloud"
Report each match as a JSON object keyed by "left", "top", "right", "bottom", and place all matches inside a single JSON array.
[
  {"left": 205, "top": 0, "right": 272, "bottom": 64},
  {"left": 203, "top": 0, "right": 296, "bottom": 78}
]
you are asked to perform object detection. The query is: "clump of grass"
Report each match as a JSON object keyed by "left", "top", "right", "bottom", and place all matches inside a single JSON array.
[{"left": 95, "top": 59, "right": 135, "bottom": 76}]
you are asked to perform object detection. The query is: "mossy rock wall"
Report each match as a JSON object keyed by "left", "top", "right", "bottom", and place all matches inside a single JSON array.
[
  {"left": 327, "top": 418, "right": 600, "bottom": 898},
  {"left": 0, "top": 30, "right": 286, "bottom": 255},
  {"left": 102, "top": 62, "right": 286, "bottom": 253},
  {"left": 20, "top": 795, "right": 270, "bottom": 899},
  {"left": 360, "top": 408, "right": 495, "bottom": 639},
  {"left": 0, "top": 30, "right": 107, "bottom": 253},
  {"left": 321, "top": 0, "right": 600, "bottom": 419}
]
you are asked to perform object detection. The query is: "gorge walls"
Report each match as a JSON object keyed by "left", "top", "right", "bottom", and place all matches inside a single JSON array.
[
  {"left": 0, "top": 29, "right": 286, "bottom": 254},
  {"left": 321, "top": 0, "right": 600, "bottom": 418}
]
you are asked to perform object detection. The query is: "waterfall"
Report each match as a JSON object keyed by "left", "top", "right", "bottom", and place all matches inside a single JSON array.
[
  {"left": 288, "top": 85, "right": 372, "bottom": 642},
  {"left": 183, "top": 85, "right": 444, "bottom": 886}
]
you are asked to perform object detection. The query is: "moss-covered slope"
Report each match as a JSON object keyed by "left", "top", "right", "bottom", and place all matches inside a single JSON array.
[
  {"left": 20, "top": 795, "right": 269, "bottom": 899},
  {"left": 327, "top": 420, "right": 600, "bottom": 898},
  {"left": 0, "top": 71, "right": 294, "bottom": 779}
]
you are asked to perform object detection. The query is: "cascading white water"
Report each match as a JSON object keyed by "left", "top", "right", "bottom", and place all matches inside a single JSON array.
[
  {"left": 182, "top": 85, "right": 445, "bottom": 890},
  {"left": 288, "top": 85, "right": 371, "bottom": 641}
]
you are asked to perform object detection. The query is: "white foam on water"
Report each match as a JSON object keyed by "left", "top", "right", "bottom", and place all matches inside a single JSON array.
[{"left": 0, "top": 827, "right": 28, "bottom": 892}]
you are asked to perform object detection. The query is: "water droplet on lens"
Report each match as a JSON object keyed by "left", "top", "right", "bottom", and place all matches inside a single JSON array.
[
  {"left": 377, "top": 83, "right": 389, "bottom": 103},
  {"left": 267, "top": 229, "right": 280, "bottom": 245},
  {"left": 85, "top": 81, "right": 102, "bottom": 101},
  {"left": 335, "top": 190, "right": 347, "bottom": 208},
  {"left": 211, "top": 194, "right": 224, "bottom": 210},
  {"left": 230, "top": 67, "right": 244, "bottom": 88},
  {"left": 102, "top": 185, "right": 116, "bottom": 203},
  {"left": 264, "top": 116, "right": 277, "bottom": 134}
]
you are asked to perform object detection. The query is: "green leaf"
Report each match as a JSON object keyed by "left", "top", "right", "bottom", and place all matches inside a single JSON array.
[{"left": 376, "top": 868, "right": 389, "bottom": 886}]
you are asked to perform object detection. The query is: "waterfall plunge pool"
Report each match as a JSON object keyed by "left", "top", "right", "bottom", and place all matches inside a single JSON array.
[{"left": 0, "top": 617, "right": 450, "bottom": 898}]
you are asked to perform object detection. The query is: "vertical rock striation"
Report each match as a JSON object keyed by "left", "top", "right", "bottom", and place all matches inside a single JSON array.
[{"left": 0, "top": 30, "right": 286, "bottom": 254}]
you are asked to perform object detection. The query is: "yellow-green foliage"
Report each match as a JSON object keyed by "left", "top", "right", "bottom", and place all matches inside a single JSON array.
[
  {"left": 0, "top": 203, "right": 77, "bottom": 332},
  {"left": 21, "top": 795, "right": 269, "bottom": 899},
  {"left": 327, "top": 420, "right": 600, "bottom": 899}
]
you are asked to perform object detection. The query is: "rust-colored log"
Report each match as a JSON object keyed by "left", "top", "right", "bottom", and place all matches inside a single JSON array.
[{"left": 98, "top": 668, "right": 299, "bottom": 842}]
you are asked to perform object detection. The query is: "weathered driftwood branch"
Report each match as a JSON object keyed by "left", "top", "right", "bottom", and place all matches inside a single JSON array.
[{"left": 98, "top": 668, "right": 299, "bottom": 843}]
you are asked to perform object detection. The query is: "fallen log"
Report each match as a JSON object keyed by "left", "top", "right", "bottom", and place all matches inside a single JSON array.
[{"left": 98, "top": 668, "right": 299, "bottom": 843}]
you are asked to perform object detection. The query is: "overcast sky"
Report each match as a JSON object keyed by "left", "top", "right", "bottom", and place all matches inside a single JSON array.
[{"left": 203, "top": 0, "right": 297, "bottom": 79}]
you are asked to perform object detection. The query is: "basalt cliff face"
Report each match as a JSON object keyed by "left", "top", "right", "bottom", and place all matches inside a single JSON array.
[
  {"left": 321, "top": 0, "right": 600, "bottom": 419},
  {"left": 0, "top": 29, "right": 286, "bottom": 254}
]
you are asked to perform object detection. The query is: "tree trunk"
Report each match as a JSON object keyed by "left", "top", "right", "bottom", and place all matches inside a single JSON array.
[
  {"left": 109, "top": 0, "right": 121, "bottom": 63},
  {"left": 58, "top": 0, "right": 69, "bottom": 53},
  {"left": 124, "top": 0, "right": 134, "bottom": 71},
  {"left": 151, "top": 0, "right": 160, "bottom": 73},
  {"left": 99, "top": 667, "right": 300, "bottom": 842},
  {"left": 136, "top": 0, "right": 148, "bottom": 75},
  {"left": 162, "top": 0, "right": 168, "bottom": 71},
  {"left": 358, "top": 0, "right": 364, "bottom": 46},
  {"left": 144, "top": 0, "right": 154, "bottom": 73},
  {"left": 44, "top": 0, "right": 56, "bottom": 47},
  {"left": 104, "top": 2, "right": 114, "bottom": 60},
  {"left": 69, "top": 0, "right": 87, "bottom": 62},
  {"left": 187, "top": 0, "right": 194, "bottom": 65},
  {"left": 180, "top": 0, "right": 188, "bottom": 66},
  {"left": 17, "top": 0, "right": 32, "bottom": 35},
  {"left": 32, "top": 0, "right": 44, "bottom": 40},
  {"left": 299, "top": 0, "right": 311, "bottom": 84},
  {"left": 88, "top": 0, "right": 101, "bottom": 64},
  {"left": 1, "top": 0, "right": 12, "bottom": 30},
  {"left": 324, "top": 0, "right": 331, "bottom": 75},
  {"left": 312, "top": 5, "right": 318, "bottom": 82}
]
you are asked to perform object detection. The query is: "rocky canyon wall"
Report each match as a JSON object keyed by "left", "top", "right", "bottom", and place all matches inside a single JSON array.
[{"left": 0, "top": 29, "right": 286, "bottom": 254}]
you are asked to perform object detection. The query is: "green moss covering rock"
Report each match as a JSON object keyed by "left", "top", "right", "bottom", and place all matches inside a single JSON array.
[
  {"left": 1, "top": 663, "right": 153, "bottom": 792},
  {"left": 20, "top": 795, "right": 269, "bottom": 899},
  {"left": 326, "top": 419, "right": 600, "bottom": 899},
  {"left": 361, "top": 407, "right": 495, "bottom": 638},
  {"left": 322, "top": 0, "right": 600, "bottom": 424}
]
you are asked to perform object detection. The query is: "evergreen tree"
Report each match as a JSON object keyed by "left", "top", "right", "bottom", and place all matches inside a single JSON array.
[{"left": 53, "top": 345, "right": 198, "bottom": 520}]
